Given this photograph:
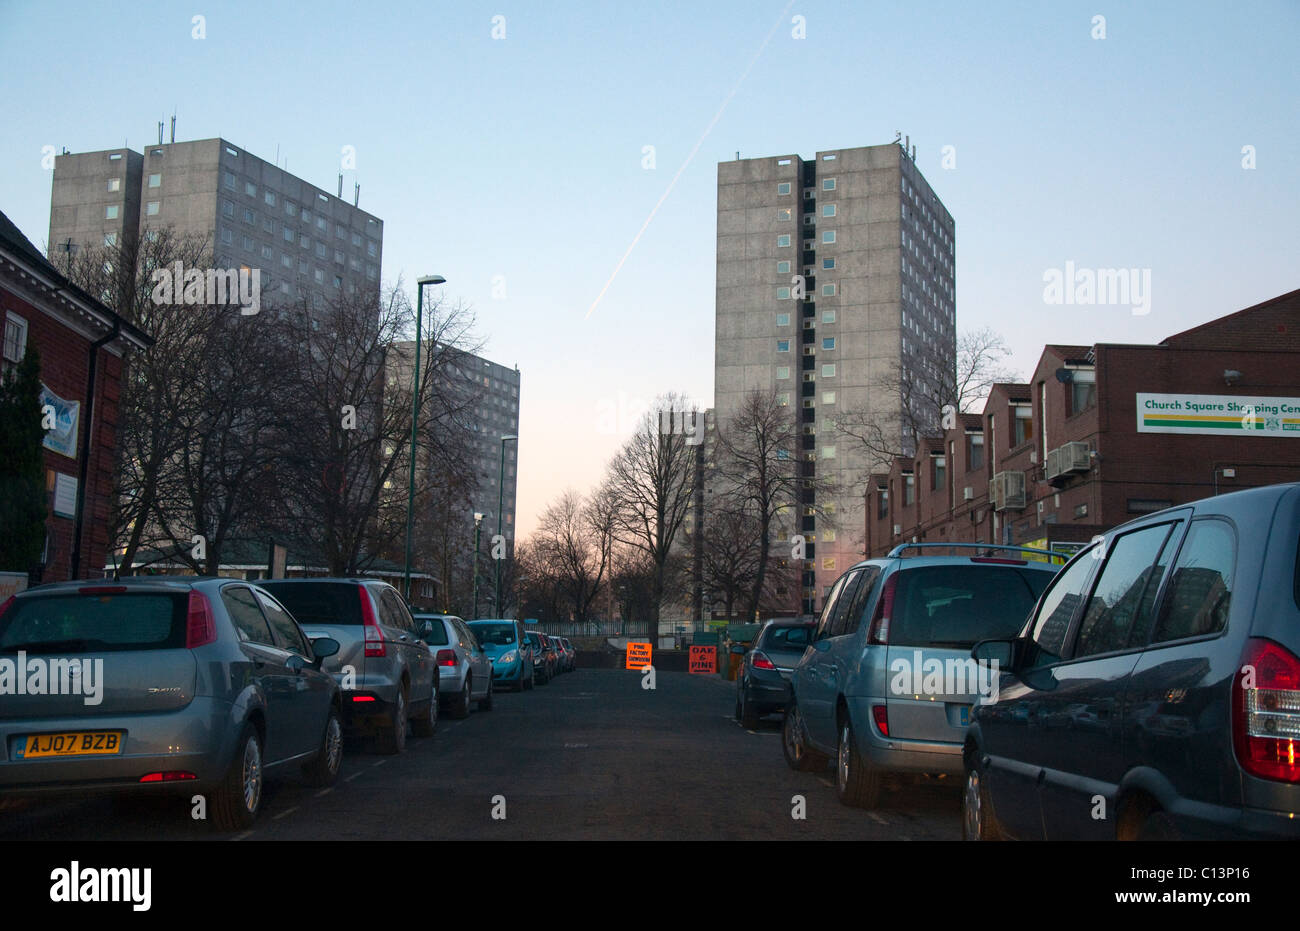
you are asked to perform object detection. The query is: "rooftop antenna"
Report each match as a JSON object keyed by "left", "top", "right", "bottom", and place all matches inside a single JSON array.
[
  {"left": 735, "top": 151, "right": 740, "bottom": 160},
  {"left": 353, "top": 182, "right": 360, "bottom": 207},
  {"left": 893, "top": 130, "right": 902, "bottom": 144},
  {"left": 170, "top": 113, "right": 176, "bottom": 143},
  {"left": 157, "top": 122, "right": 164, "bottom": 145},
  {"left": 338, "top": 173, "right": 343, "bottom": 198},
  {"left": 911, "top": 144, "right": 916, "bottom": 161}
]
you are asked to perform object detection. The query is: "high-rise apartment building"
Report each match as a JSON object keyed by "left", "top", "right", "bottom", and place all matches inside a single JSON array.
[
  {"left": 714, "top": 142, "right": 955, "bottom": 614},
  {"left": 49, "top": 137, "right": 383, "bottom": 311}
]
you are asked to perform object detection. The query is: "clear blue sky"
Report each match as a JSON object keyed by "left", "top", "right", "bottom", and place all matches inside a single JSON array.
[{"left": 2, "top": 0, "right": 1296, "bottom": 536}]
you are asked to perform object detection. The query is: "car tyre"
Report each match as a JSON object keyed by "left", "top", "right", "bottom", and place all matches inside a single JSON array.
[
  {"left": 478, "top": 677, "right": 494, "bottom": 712},
  {"left": 374, "top": 685, "right": 408, "bottom": 755},
  {"left": 450, "top": 677, "right": 472, "bottom": 719},
  {"left": 782, "top": 700, "right": 829, "bottom": 772},
  {"left": 303, "top": 707, "right": 344, "bottom": 787},
  {"left": 410, "top": 676, "right": 438, "bottom": 738},
  {"left": 962, "top": 762, "right": 1002, "bottom": 840},
  {"left": 740, "top": 683, "right": 760, "bottom": 730},
  {"left": 211, "top": 724, "right": 263, "bottom": 832},
  {"left": 837, "top": 719, "right": 881, "bottom": 808}
]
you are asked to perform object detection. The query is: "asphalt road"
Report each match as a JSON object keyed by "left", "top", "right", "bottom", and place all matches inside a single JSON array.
[{"left": 0, "top": 667, "right": 962, "bottom": 841}]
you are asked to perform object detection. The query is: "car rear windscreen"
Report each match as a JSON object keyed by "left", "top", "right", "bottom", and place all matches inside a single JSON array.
[
  {"left": 415, "top": 618, "right": 450, "bottom": 645},
  {"left": 471, "top": 623, "right": 517, "bottom": 646},
  {"left": 762, "top": 625, "right": 811, "bottom": 650},
  {"left": 890, "top": 566, "right": 1054, "bottom": 649},
  {"left": 257, "top": 582, "right": 362, "bottom": 626},
  {"left": 0, "top": 593, "right": 188, "bottom": 652}
]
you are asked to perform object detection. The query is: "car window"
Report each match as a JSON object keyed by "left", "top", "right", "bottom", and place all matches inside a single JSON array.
[
  {"left": 764, "top": 625, "right": 811, "bottom": 650},
  {"left": 841, "top": 566, "right": 881, "bottom": 637},
  {"left": 419, "top": 618, "right": 450, "bottom": 645},
  {"left": 814, "top": 573, "right": 851, "bottom": 641},
  {"left": 256, "top": 590, "right": 311, "bottom": 656},
  {"left": 1025, "top": 548, "right": 1098, "bottom": 668},
  {"left": 1073, "top": 523, "right": 1179, "bottom": 659},
  {"left": 1150, "top": 519, "right": 1236, "bottom": 644},
  {"left": 889, "top": 565, "right": 1051, "bottom": 650},
  {"left": 827, "top": 570, "right": 865, "bottom": 638},
  {"left": 459, "top": 621, "right": 481, "bottom": 650},
  {"left": 222, "top": 586, "right": 276, "bottom": 646},
  {"left": 379, "top": 590, "right": 414, "bottom": 633}
]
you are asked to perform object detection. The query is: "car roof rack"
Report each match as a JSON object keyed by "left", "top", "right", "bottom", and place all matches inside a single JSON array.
[{"left": 885, "top": 542, "right": 1072, "bottom": 563}]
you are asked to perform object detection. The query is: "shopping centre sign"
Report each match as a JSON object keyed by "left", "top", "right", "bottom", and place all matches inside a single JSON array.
[{"left": 1137, "top": 392, "right": 1300, "bottom": 437}]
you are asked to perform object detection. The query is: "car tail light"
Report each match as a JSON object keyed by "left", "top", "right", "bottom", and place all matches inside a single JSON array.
[
  {"left": 0, "top": 595, "right": 13, "bottom": 620},
  {"left": 351, "top": 695, "right": 376, "bottom": 702},
  {"left": 751, "top": 651, "right": 777, "bottom": 670},
  {"left": 1234, "top": 638, "right": 1300, "bottom": 783},
  {"left": 79, "top": 585, "right": 128, "bottom": 595},
  {"left": 186, "top": 591, "right": 216, "bottom": 648},
  {"left": 139, "top": 771, "right": 197, "bottom": 782},
  {"left": 359, "top": 588, "right": 385, "bottom": 658},
  {"left": 872, "top": 704, "right": 890, "bottom": 737},
  {"left": 867, "top": 574, "right": 898, "bottom": 645},
  {"left": 436, "top": 649, "right": 457, "bottom": 667}
]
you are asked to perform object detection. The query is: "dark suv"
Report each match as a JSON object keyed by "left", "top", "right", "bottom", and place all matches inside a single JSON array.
[{"left": 963, "top": 482, "right": 1300, "bottom": 840}]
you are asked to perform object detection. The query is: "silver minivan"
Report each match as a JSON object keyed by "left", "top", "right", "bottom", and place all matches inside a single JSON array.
[{"left": 258, "top": 579, "right": 437, "bottom": 753}]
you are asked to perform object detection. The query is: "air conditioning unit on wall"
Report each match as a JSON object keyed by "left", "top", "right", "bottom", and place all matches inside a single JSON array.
[{"left": 992, "top": 471, "right": 1026, "bottom": 511}]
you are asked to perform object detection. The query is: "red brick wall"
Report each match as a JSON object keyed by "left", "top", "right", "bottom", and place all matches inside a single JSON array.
[{"left": 1, "top": 284, "right": 124, "bottom": 582}]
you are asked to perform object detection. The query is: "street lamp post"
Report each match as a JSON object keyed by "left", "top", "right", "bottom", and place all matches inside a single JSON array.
[
  {"left": 472, "top": 512, "right": 484, "bottom": 620},
  {"left": 403, "top": 274, "right": 446, "bottom": 602},
  {"left": 495, "top": 434, "right": 518, "bottom": 616}
]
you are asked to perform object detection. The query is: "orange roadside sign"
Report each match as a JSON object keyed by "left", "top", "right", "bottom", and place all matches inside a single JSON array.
[
  {"left": 688, "top": 645, "right": 716, "bottom": 674},
  {"left": 625, "top": 641, "right": 653, "bottom": 669}
]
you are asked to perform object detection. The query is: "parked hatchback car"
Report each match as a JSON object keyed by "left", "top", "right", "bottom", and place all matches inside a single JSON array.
[
  {"left": 415, "top": 614, "right": 493, "bottom": 716},
  {"left": 257, "top": 579, "right": 437, "bottom": 754},
  {"left": 963, "top": 483, "right": 1300, "bottom": 840},
  {"left": 0, "top": 578, "right": 343, "bottom": 830},
  {"left": 526, "top": 631, "right": 556, "bottom": 684},
  {"left": 467, "top": 619, "right": 532, "bottom": 691},
  {"left": 736, "top": 619, "right": 813, "bottom": 728},
  {"left": 783, "top": 544, "right": 1064, "bottom": 809}
]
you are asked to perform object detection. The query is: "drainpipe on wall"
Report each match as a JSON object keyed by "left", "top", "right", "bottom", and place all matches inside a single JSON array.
[{"left": 69, "top": 316, "right": 120, "bottom": 580}]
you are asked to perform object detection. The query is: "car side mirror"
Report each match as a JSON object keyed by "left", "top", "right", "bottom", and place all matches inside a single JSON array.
[
  {"left": 311, "top": 637, "right": 340, "bottom": 661},
  {"left": 971, "top": 638, "right": 1016, "bottom": 671}
]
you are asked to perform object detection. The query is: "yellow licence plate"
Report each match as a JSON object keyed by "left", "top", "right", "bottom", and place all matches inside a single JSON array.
[{"left": 20, "top": 731, "right": 123, "bottom": 759}]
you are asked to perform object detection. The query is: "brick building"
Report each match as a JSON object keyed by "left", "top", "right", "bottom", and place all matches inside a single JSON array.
[
  {"left": 867, "top": 288, "right": 1300, "bottom": 556},
  {"left": 0, "top": 209, "right": 151, "bottom": 582}
]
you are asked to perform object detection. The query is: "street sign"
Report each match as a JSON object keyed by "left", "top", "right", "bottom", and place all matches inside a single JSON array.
[
  {"left": 688, "top": 645, "right": 716, "bottom": 675},
  {"left": 625, "top": 641, "right": 652, "bottom": 670}
]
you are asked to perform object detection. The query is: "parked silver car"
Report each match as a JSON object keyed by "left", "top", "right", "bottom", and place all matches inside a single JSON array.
[
  {"left": 415, "top": 615, "right": 493, "bottom": 718},
  {"left": 258, "top": 579, "right": 438, "bottom": 753},
  {"left": 0, "top": 578, "right": 343, "bottom": 831}
]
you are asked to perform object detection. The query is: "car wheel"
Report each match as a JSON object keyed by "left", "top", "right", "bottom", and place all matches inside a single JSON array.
[
  {"left": 478, "top": 677, "right": 494, "bottom": 712},
  {"left": 962, "top": 763, "right": 1002, "bottom": 840},
  {"left": 782, "top": 701, "right": 828, "bottom": 772},
  {"left": 374, "top": 686, "right": 408, "bottom": 755},
  {"left": 303, "top": 707, "right": 344, "bottom": 787},
  {"left": 836, "top": 719, "right": 881, "bottom": 808},
  {"left": 740, "top": 683, "right": 760, "bottom": 730},
  {"left": 211, "top": 724, "right": 263, "bottom": 831},
  {"left": 451, "top": 677, "right": 472, "bottom": 719},
  {"left": 410, "top": 676, "right": 438, "bottom": 738}
]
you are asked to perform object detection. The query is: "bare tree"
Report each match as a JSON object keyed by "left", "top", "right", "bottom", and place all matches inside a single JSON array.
[
  {"left": 836, "top": 327, "right": 1019, "bottom": 470},
  {"left": 604, "top": 393, "right": 697, "bottom": 639},
  {"left": 532, "top": 487, "right": 615, "bottom": 625}
]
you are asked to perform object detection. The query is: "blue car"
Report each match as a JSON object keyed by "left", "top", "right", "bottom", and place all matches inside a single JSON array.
[{"left": 467, "top": 620, "right": 533, "bottom": 692}]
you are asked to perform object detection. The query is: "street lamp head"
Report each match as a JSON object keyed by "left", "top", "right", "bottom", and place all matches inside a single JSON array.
[
  {"left": 501, "top": 434, "right": 518, "bottom": 443},
  {"left": 417, "top": 274, "right": 447, "bottom": 286},
  {"left": 474, "top": 512, "right": 484, "bottom": 523}
]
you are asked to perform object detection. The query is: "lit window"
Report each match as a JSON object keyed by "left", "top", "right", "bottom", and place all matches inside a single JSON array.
[
  {"left": 823, "top": 558, "right": 836, "bottom": 571},
  {"left": 822, "top": 363, "right": 836, "bottom": 377},
  {"left": 822, "top": 230, "right": 836, "bottom": 243},
  {"left": 823, "top": 529, "right": 836, "bottom": 542},
  {"left": 777, "top": 234, "right": 791, "bottom": 248},
  {"left": 777, "top": 207, "right": 792, "bottom": 221},
  {"left": 104, "top": 206, "right": 118, "bottom": 220},
  {"left": 822, "top": 204, "right": 836, "bottom": 217},
  {"left": 777, "top": 392, "right": 790, "bottom": 406},
  {"left": 778, "top": 182, "right": 791, "bottom": 195},
  {"left": 822, "top": 178, "right": 836, "bottom": 191}
]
